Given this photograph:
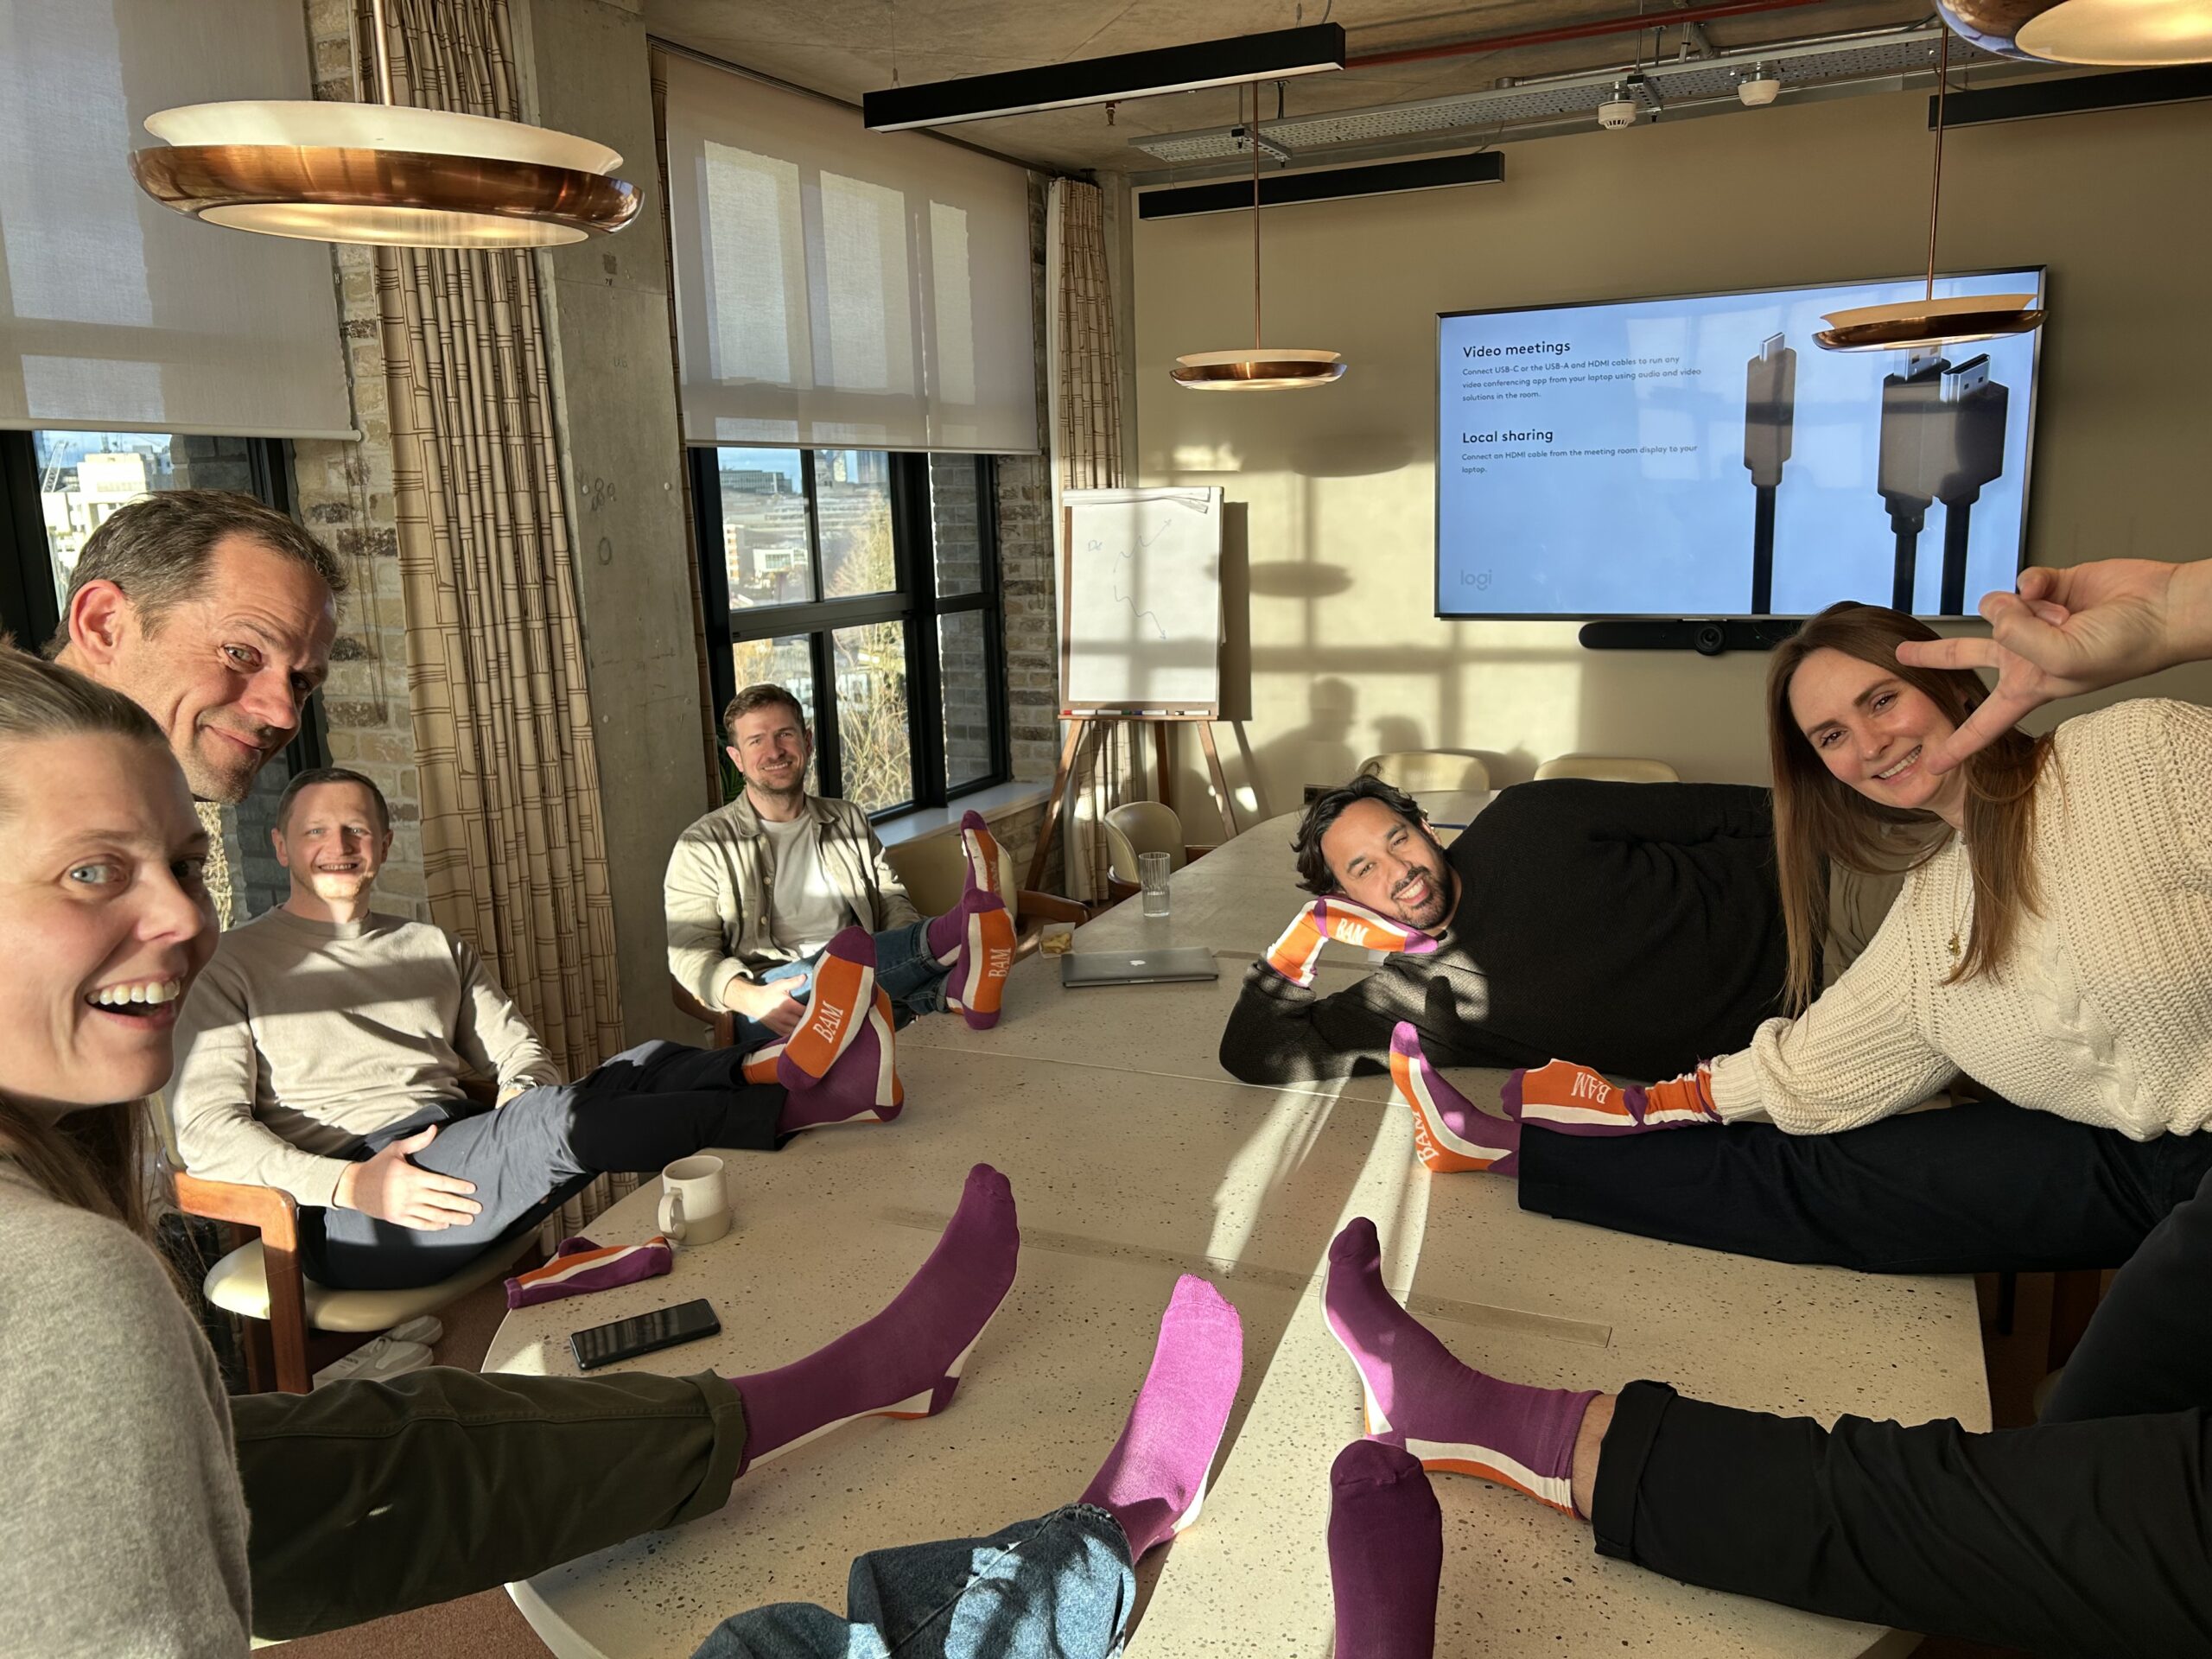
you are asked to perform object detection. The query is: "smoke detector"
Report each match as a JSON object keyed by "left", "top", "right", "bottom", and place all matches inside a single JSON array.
[
  {"left": 1737, "top": 66, "right": 1782, "bottom": 105},
  {"left": 1597, "top": 84, "right": 1638, "bottom": 129}
]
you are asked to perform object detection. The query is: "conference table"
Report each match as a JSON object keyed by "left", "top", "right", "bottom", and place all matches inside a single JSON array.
[{"left": 488, "top": 791, "right": 1986, "bottom": 1658}]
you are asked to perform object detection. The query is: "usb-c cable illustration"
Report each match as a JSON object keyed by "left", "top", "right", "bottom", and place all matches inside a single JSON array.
[
  {"left": 1744, "top": 332, "right": 1796, "bottom": 615},
  {"left": 1929, "top": 354, "right": 2008, "bottom": 613},
  {"left": 1878, "top": 348, "right": 2011, "bottom": 613}
]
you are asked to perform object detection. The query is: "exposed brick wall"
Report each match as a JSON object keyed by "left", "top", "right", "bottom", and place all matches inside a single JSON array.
[
  {"left": 994, "top": 173, "right": 1064, "bottom": 893},
  {"left": 998, "top": 172, "right": 1060, "bottom": 803}
]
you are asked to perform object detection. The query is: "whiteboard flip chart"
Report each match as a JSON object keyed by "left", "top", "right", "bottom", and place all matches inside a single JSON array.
[{"left": 1059, "top": 486, "right": 1224, "bottom": 713}]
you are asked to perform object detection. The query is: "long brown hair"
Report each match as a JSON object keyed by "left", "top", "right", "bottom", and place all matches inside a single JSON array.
[
  {"left": 1768, "top": 602, "right": 2052, "bottom": 1011},
  {"left": 0, "top": 645, "right": 177, "bottom": 1237}
]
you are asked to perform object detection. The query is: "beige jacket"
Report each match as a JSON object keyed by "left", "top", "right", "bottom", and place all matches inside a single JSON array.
[{"left": 664, "top": 792, "right": 921, "bottom": 1008}]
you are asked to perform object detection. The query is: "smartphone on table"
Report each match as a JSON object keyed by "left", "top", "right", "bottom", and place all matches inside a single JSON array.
[{"left": 569, "top": 1297, "right": 721, "bottom": 1370}]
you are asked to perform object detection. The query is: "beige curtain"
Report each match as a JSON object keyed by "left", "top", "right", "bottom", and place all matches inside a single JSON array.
[
  {"left": 1046, "top": 179, "right": 1143, "bottom": 903},
  {"left": 372, "top": 0, "right": 632, "bottom": 1237}
]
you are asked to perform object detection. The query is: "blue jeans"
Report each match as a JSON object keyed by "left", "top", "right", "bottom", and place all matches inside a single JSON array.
[
  {"left": 736, "top": 923, "right": 949, "bottom": 1047},
  {"left": 689, "top": 1505, "right": 1135, "bottom": 1659}
]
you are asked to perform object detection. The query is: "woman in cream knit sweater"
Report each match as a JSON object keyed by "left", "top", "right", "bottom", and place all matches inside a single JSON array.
[{"left": 1501, "top": 598, "right": 2212, "bottom": 1294}]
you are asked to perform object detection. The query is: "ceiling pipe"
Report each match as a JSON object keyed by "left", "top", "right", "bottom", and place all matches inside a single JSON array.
[{"left": 1345, "top": 0, "right": 1833, "bottom": 72}]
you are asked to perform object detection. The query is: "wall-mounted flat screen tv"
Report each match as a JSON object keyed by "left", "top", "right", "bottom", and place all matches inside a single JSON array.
[{"left": 1435, "top": 269, "right": 2044, "bottom": 620}]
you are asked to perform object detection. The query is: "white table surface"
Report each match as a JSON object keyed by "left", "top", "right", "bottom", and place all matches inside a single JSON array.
[{"left": 493, "top": 794, "right": 1984, "bottom": 1658}]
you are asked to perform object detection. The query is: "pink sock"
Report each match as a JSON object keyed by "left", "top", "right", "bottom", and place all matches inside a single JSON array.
[
  {"left": 728, "top": 1164, "right": 1018, "bottom": 1472},
  {"left": 774, "top": 991, "right": 901, "bottom": 1132},
  {"left": 1078, "top": 1274, "right": 1244, "bottom": 1559},
  {"left": 1329, "top": 1440, "right": 1443, "bottom": 1659},
  {"left": 1324, "top": 1217, "right": 1597, "bottom": 1516},
  {"left": 1390, "top": 1022, "right": 1519, "bottom": 1176}
]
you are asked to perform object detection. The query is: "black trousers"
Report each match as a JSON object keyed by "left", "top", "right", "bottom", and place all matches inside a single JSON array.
[
  {"left": 303, "top": 1040, "right": 785, "bottom": 1291},
  {"left": 1535, "top": 1107, "right": 2212, "bottom": 1655}
]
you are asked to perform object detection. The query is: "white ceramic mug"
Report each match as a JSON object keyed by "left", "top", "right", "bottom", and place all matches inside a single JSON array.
[{"left": 658, "top": 1154, "right": 731, "bottom": 1246}]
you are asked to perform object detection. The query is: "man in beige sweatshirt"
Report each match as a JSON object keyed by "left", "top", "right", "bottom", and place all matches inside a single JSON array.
[{"left": 173, "top": 768, "right": 898, "bottom": 1291}]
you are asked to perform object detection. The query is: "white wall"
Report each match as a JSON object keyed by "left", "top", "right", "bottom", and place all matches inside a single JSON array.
[{"left": 1131, "top": 86, "right": 2212, "bottom": 823}]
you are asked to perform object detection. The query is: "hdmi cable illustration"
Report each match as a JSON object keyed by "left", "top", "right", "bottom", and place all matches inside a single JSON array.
[
  {"left": 1744, "top": 332, "right": 1796, "bottom": 615},
  {"left": 1877, "top": 348, "right": 2011, "bottom": 613}
]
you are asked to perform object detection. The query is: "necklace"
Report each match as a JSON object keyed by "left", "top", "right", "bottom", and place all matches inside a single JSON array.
[{"left": 1948, "top": 852, "right": 1971, "bottom": 959}]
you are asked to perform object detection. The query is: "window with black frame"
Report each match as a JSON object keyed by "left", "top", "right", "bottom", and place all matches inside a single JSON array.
[{"left": 690, "top": 446, "right": 1010, "bottom": 819}]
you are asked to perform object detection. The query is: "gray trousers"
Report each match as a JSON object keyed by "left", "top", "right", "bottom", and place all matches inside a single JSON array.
[
  {"left": 306, "top": 1039, "right": 785, "bottom": 1291},
  {"left": 233, "top": 1365, "right": 747, "bottom": 1641}
]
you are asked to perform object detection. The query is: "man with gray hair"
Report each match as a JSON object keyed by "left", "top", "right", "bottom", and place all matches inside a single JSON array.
[{"left": 49, "top": 489, "right": 345, "bottom": 924}]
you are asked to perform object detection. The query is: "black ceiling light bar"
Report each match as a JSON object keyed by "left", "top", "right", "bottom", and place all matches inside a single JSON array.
[
  {"left": 1137, "top": 149, "right": 1505, "bottom": 219},
  {"left": 1928, "top": 62, "right": 2212, "bottom": 128},
  {"left": 862, "top": 24, "right": 1345, "bottom": 131}
]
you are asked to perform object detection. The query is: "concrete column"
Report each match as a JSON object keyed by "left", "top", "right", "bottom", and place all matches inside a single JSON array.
[{"left": 516, "top": 0, "right": 708, "bottom": 1041}]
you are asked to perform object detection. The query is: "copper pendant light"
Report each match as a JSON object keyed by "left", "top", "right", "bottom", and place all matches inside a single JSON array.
[
  {"left": 1939, "top": 0, "right": 2212, "bottom": 65},
  {"left": 1814, "top": 30, "right": 2044, "bottom": 353},
  {"left": 130, "top": 0, "right": 639, "bottom": 249},
  {"left": 1171, "top": 83, "right": 1346, "bottom": 391}
]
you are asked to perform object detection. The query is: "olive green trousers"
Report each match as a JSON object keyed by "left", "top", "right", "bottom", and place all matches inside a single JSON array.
[{"left": 232, "top": 1366, "right": 747, "bottom": 1641}]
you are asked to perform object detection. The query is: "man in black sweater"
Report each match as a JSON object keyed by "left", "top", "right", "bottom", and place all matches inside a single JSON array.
[{"left": 1217, "top": 774, "right": 1788, "bottom": 1086}]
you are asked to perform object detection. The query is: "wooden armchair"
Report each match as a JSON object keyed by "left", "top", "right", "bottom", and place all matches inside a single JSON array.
[
  {"left": 671, "top": 978, "right": 737, "bottom": 1048},
  {"left": 882, "top": 835, "right": 1090, "bottom": 957},
  {"left": 162, "top": 1079, "right": 554, "bottom": 1394}
]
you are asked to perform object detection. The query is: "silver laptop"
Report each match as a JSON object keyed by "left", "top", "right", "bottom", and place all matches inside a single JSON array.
[{"left": 1061, "top": 946, "right": 1221, "bottom": 988}]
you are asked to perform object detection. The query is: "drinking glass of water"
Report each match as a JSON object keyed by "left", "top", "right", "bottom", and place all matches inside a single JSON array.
[{"left": 1139, "top": 850, "right": 1172, "bottom": 918}]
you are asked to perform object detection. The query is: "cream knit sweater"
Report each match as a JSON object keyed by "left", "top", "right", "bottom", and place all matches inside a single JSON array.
[{"left": 1711, "top": 698, "right": 2212, "bottom": 1141}]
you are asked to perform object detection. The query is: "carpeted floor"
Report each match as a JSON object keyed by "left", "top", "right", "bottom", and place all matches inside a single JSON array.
[{"left": 283, "top": 1272, "right": 2065, "bottom": 1659}]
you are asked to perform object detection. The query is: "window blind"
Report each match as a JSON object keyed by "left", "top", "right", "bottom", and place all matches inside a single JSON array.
[
  {"left": 660, "top": 51, "right": 1039, "bottom": 454},
  {"left": 0, "top": 0, "right": 354, "bottom": 439}
]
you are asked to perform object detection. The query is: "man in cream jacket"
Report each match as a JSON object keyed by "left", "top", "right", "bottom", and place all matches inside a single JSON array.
[{"left": 664, "top": 683, "right": 1014, "bottom": 1042}]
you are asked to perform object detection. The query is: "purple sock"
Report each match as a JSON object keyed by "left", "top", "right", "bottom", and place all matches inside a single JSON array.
[
  {"left": 1329, "top": 1440, "right": 1442, "bottom": 1659},
  {"left": 926, "top": 885, "right": 1002, "bottom": 963},
  {"left": 728, "top": 1164, "right": 1018, "bottom": 1472},
  {"left": 505, "top": 1234, "right": 672, "bottom": 1308},
  {"left": 1078, "top": 1274, "right": 1244, "bottom": 1559},
  {"left": 1391, "top": 1023, "right": 1519, "bottom": 1176},
  {"left": 776, "top": 995, "right": 901, "bottom": 1132},
  {"left": 1324, "top": 1217, "right": 1597, "bottom": 1516}
]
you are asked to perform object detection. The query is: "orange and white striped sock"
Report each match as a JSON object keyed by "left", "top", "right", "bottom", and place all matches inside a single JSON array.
[
  {"left": 959, "top": 810, "right": 1004, "bottom": 900},
  {"left": 933, "top": 889, "right": 1014, "bottom": 1030},
  {"left": 1389, "top": 1023, "right": 1517, "bottom": 1175},
  {"left": 1264, "top": 898, "right": 1440, "bottom": 989},
  {"left": 775, "top": 927, "right": 875, "bottom": 1090},
  {"left": 1503, "top": 1058, "right": 1720, "bottom": 1135},
  {"left": 778, "top": 988, "right": 902, "bottom": 1130}
]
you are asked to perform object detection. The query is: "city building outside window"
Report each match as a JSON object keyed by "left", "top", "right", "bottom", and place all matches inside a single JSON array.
[{"left": 690, "top": 447, "right": 1008, "bottom": 818}]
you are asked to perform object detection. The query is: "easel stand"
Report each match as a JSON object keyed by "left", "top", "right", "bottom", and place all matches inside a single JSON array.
[{"left": 1027, "top": 710, "right": 1241, "bottom": 893}]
